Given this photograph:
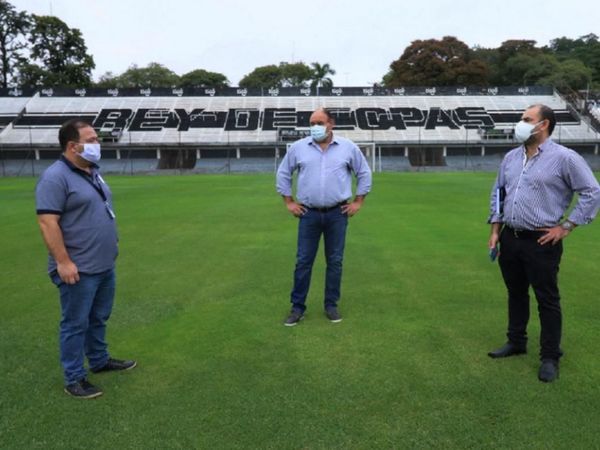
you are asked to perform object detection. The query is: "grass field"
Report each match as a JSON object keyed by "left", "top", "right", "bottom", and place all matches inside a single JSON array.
[{"left": 1, "top": 172, "right": 600, "bottom": 449}]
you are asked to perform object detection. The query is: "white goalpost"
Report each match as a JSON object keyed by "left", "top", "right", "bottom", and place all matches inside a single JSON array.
[{"left": 356, "top": 142, "right": 378, "bottom": 173}]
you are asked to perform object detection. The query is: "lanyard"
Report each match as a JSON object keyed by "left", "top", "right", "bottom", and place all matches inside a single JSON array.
[
  {"left": 62, "top": 160, "right": 115, "bottom": 219},
  {"left": 78, "top": 171, "right": 107, "bottom": 202}
]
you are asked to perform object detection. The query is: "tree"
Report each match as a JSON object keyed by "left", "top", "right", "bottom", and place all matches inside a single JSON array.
[
  {"left": 497, "top": 40, "right": 539, "bottom": 63},
  {"left": 539, "top": 59, "right": 593, "bottom": 90},
  {"left": 18, "top": 14, "right": 94, "bottom": 87},
  {"left": 547, "top": 34, "right": 600, "bottom": 88},
  {"left": 383, "top": 36, "right": 489, "bottom": 87},
  {"left": 497, "top": 53, "right": 557, "bottom": 85},
  {"left": 471, "top": 45, "right": 501, "bottom": 83},
  {"left": 310, "top": 62, "right": 335, "bottom": 88},
  {"left": 239, "top": 64, "right": 283, "bottom": 88},
  {"left": 239, "top": 62, "right": 314, "bottom": 88},
  {"left": 491, "top": 39, "right": 543, "bottom": 85},
  {"left": 179, "top": 69, "right": 228, "bottom": 87},
  {"left": 94, "top": 71, "right": 118, "bottom": 88},
  {"left": 0, "top": 0, "right": 30, "bottom": 88},
  {"left": 111, "top": 63, "right": 180, "bottom": 88},
  {"left": 280, "top": 62, "right": 313, "bottom": 87}
]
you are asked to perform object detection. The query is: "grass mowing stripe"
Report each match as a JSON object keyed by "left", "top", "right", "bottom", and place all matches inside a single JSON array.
[{"left": 1, "top": 173, "right": 599, "bottom": 449}]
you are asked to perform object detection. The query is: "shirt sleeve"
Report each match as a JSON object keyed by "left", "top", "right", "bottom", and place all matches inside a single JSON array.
[
  {"left": 35, "top": 176, "right": 66, "bottom": 215},
  {"left": 351, "top": 144, "right": 372, "bottom": 196},
  {"left": 563, "top": 152, "right": 600, "bottom": 225},
  {"left": 487, "top": 173, "right": 502, "bottom": 224},
  {"left": 275, "top": 145, "right": 296, "bottom": 197}
]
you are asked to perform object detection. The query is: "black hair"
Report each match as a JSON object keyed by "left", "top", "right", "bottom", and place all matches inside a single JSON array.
[
  {"left": 530, "top": 104, "right": 556, "bottom": 136},
  {"left": 316, "top": 107, "right": 335, "bottom": 123},
  {"left": 538, "top": 104, "right": 556, "bottom": 136},
  {"left": 58, "top": 119, "right": 92, "bottom": 151}
]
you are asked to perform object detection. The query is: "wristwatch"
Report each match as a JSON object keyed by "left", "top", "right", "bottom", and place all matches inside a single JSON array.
[{"left": 560, "top": 221, "right": 575, "bottom": 232}]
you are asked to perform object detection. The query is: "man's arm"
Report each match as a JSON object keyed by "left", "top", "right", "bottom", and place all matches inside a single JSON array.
[
  {"left": 343, "top": 145, "right": 372, "bottom": 217},
  {"left": 282, "top": 195, "right": 307, "bottom": 217},
  {"left": 564, "top": 152, "right": 600, "bottom": 225},
  {"left": 276, "top": 146, "right": 307, "bottom": 217},
  {"left": 538, "top": 152, "right": 600, "bottom": 245},
  {"left": 37, "top": 214, "right": 79, "bottom": 284},
  {"left": 342, "top": 194, "right": 366, "bottom": 217},
  {"left": 489, "top": 222, "right": 502, "bottom": 250}
]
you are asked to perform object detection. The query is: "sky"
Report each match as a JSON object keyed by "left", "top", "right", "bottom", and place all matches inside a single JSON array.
[{"left": 9, "top": 0, "right": 600, "bottom": 86}]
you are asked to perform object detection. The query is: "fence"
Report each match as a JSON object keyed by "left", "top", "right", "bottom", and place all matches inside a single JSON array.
[{"left": 3, "top": 139, "right": 600, "bottom": 177}]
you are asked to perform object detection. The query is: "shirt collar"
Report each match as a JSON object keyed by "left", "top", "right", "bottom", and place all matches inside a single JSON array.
[
  {"left": 60, "top": 154, "right": 98, "bottom": 174},
  {"left": 538, "top": 137, "right": 554, "bottom": 152},
  {"left": 520, "top": 137, "right": 553, "bottom": 156},
  {"left": 308, "top": 133, "right": 339, "bottom": 148}
]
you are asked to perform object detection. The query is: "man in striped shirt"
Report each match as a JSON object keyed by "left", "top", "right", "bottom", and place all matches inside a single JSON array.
[{"left": 487, "top": 104, "right": 600, "bottom": 382}]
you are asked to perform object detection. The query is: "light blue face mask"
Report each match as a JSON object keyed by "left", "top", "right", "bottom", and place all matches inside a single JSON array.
[
  {"left": 79, "top": 143, "right": 101, "bottom": 163},
  {"left": 310, "top": 125, "right": 328, "bottom": 142}
]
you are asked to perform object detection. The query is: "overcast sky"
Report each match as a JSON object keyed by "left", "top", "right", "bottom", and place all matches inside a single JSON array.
[{"left": 10, "top": 0, "right": 600, "bottom": 86}]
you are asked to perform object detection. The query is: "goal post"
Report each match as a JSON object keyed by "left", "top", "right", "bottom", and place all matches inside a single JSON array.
[{"left": 356, "top": 142, "right": 378, "bottom": 173}]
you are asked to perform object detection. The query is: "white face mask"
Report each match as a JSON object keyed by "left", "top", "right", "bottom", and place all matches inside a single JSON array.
[
  {"left": 310, "top": 125, "right": 328, "bottom": 142},
  {"left": 79, "top": 143, "right": 101, "bottom": 163},
  {"left": 514, "top": 120, "right": 542, "bottom": 143}
]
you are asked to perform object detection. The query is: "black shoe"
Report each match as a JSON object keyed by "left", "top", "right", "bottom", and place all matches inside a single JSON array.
[
  {"left": 538, "top": 359, "right": 559, "bottom": 383},
  {"left": 487, "top": 342, "right": 527, "bottom": 358},
  {"left": 91, "top": 358, "right": 137, "bottom": 373},
  {"left": 284, "top": 310, "right": 304, "bottom": 327},
  {"left": 325, "top": 307, "right": 342, "bottom": 323},
  {"left": 64, "top": 378, "right": 103, "bottom": 399}
]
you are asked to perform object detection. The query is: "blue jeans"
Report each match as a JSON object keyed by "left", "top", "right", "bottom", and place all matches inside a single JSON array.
[
  {"left": 50, "top": 269, "right": 115, "bottom": 385},
  {"left": 290, "top": 207, "right": 348, "bottom": 312}
]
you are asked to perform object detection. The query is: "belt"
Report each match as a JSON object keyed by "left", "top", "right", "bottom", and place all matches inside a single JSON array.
[
  {"left": 504, "top": 226, "right": 546, "bottom": 239},
  {"left": 303, "top": 201, "right": 347, "bottom": 213}
]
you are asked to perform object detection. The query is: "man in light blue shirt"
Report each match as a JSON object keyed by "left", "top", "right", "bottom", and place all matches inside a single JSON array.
[{"left": 276, "top": 107, "right": 372, "bottom": 326}]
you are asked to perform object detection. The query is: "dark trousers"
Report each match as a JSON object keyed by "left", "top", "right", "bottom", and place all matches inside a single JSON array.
[
  {"left": 290, "top": 206, "right": 348, "bottom": 312},
  {"left": 498, "top": 228, "right": 563, "bottom": 360}
]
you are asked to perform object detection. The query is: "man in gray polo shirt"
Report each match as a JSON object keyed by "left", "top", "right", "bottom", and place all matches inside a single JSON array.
[{"left": 36, "top": 119, "right": 136, "bottom": 399}]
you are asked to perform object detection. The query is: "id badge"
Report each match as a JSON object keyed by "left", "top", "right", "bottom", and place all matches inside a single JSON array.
[{"left": 105, "top": 201, "right": 116, "bottom": 219}]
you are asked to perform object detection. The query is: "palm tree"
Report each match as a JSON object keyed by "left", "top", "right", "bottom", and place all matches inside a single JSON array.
[{"left": 310, "top": 62, "right": 336, "bottom": 88}]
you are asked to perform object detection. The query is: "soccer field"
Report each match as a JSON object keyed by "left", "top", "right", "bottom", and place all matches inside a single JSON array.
[{"left": 1, "top": 172, "right": 599, "bottom": 449}]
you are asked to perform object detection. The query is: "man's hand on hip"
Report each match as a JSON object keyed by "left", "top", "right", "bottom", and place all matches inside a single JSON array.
[
  {"left": 537, "top": 226, "right": 570, "bottom": 245},
  {"left": 286, "top": 201, "right": 307, "bottom": 217},
  {"left": 341, "top": 201, "right": 362, "bottom": 217},
  {"left": 57, "top": 260, "right": 80, "bottom": 284}
]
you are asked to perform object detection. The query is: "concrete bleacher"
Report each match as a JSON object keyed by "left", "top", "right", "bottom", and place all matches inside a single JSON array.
[
  {"left": 0, "top": 96, "right": 30, "bottom": 116},
  {"left": 2, "top": 90, "right": 598, "bottom": 146},
  {"left": 1, "top": 87, "right": 599, "bottom": 175},
  {"left": 0, "top": 95, "right": 31, "bottom": 135}
]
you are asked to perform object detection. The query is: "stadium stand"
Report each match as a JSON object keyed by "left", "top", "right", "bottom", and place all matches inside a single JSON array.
[
  {"left": 1, "top": 86, "right": 599, "bottom": 175},
  {"left": 587, "top": 100, "right": 600, "bottom": 122}
]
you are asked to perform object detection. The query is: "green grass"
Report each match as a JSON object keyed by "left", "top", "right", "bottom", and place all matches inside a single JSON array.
[{"left": 1, "top": 172, "right": 600, "bottom": 449}]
